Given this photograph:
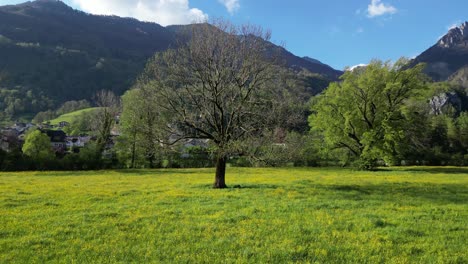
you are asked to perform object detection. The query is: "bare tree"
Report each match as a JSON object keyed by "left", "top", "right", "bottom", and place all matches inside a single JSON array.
[
  {"left": 92, "top": 90, "right": 120, "bottom": 156},
  {"left": 142, "top": 20, "right": 276, "bottom": 188}
]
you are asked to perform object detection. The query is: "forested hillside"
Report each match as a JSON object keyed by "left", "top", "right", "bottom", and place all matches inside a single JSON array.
[{"left": 0, "top": 0, "right": 340, "bottom": 122}]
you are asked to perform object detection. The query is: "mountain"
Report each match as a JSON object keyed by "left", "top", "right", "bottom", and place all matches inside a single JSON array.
[
  {"left": 0, "top": 0, "right": 173, "bottom": 103},
  {"left": 0, "top": 0, "right": 341, "bottom": 120},
  {"left": 412, "top": 22, "right": 468, "bottom": 82},
  {"left": 166, "top": 24, "right": 343, "bottom": 80},
  {"left": 302, "top": 56, "right": 324, "bottom": 65},
  {"left": 275, "top": 52, "right": 341, "bottom": 79},
  {"left": 411, "top": 22, "right": 468, "bottom": 115}
]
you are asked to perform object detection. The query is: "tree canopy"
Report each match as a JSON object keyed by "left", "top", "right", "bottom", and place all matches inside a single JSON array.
[
  {"left": 309, "top": 59, "right": 428, "bottom": 169},
  {"left": 22, "top": 129, "right": 54, "bottom": 168}
]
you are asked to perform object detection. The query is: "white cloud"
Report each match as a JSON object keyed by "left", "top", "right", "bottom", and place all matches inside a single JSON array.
[
  {"left": 367, "top": 0, "right": 397, "bottom": 18},
  {"left": 218, "top": 0, "right": 240, "bottom": 14},
  {"left": 72, "top": 0, "right": 208, "bottom": 26}
]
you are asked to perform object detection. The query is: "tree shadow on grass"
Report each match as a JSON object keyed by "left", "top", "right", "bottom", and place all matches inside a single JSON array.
[
  {"left": 321, "top": 182, "right": 467, "bottom": 204},
  {"left": 116, "top": 169, "right": 208, "bottom": 176},
  {"left": 190, "top": 183, "right": 280, "bottom": 190},
  {"left": 230, "top": 184, "right": 280, "bottom": 189},
  {"left": 387, "top": 167, "right": 468, "bottom": 174}
]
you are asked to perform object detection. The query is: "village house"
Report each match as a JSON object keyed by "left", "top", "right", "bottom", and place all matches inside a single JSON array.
[
  {"left": 45, "top": 130, "right": 67, "bottom": 154},
  {"left": 66, "top": 136, "right": 91, "bottom": 150},
  {"left": 0, "top": 122, "right": 35, "bottom": 152}
]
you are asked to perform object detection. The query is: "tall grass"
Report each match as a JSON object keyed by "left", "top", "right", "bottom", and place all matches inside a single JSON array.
[{"left": 0, "top": 167, "right": 466, "bottom": 263}]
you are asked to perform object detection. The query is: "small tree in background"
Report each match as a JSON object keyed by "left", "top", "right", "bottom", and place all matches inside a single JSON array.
[
  {"left": 92, "top": 90, "right": 120, "bottom": 156},
  {"left": 22, "top": 129, "right": 54, "bottom": 169},
  {"left": 117, "top": 88, "right": 163, "bottom": 168}
]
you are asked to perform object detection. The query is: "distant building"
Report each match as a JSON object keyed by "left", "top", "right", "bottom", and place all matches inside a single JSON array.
[
  {"left": 66, "top": 136, "right": 91, "bottom": 149},
  {"left": 58, "top": 121, "right": 70, "bottom": 128},
  {"left": 45, "top": 130, "right": 67, "bottom": 153},
  {"left": 10, "top": 122, "right": 35, "bottom": 134},
  {"left": 0, "top": 123, "right": 35, "bottom": 152},
  {"left": 0, "top": 129, "right": 20, "bottom": 152}
]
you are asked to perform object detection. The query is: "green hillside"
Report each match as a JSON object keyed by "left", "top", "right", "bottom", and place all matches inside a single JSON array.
[
  {"left": 48, "top": 107, "right": 100, "bottom": 125},
  {"left": 0, "top": 0, "right": 339, "bottom": 123}
]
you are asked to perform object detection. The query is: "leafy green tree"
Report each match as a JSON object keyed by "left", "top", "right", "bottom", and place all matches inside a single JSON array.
[
  {"left": 116, "top": 89, "right": 148, "bottom": 168},
  {"left": 310, "top": 59, "right": 428, "bottom": 169},
  {"left": 457, "top": 112, "right": 468, "bottom": 150},
  {"left": 22, "top": 129, "right": 54, "bottom": 168},
  {"left": 78, "top": 142, "right": 101, "bottom": 170}
]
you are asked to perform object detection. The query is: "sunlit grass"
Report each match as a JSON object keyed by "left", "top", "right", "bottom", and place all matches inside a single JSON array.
[
  {"left": 48, "top": 107, "right": 100, "bottom": 125},
  {"left": 0, "top": 167, "right": 467, "bottom": 263}
]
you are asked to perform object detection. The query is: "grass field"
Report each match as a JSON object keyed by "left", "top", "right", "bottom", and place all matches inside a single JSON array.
[
  {"left": 48, "top": 107, "right": 100, "bottom": 125},
  {"left": 0, "top": 167, "right": 467, "bottom": 263}
]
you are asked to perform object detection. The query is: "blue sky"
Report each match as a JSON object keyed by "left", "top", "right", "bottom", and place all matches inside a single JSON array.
[{"left": 1, "top": 0, "right": 467, "bottom": 70}]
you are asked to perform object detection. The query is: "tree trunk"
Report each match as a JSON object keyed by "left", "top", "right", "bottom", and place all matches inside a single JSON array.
[
  {"left": 130, "top": 130, "right": 137, "bottom": 169},
  {"left": 213, "top": 155, "right": 227, "bottom": 189},
  {"left": 148, "top": 152, "right": 155, "bottom": 168}
]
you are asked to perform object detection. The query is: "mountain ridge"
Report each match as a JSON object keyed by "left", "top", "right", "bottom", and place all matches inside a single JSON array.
[
  {"left": 412, "top": 21, "right": 468, "bottom": 82},
  {"left": 0, "top": 0, "right": 342, "bottom": 121}
]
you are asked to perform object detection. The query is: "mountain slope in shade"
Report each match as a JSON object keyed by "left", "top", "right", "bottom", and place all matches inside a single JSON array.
[
  {"left": 0, "top": 0, "right": 341, "bottom": 113},
  {"left": 412, "top": 22, "right": 468, "bottom": 81},
  {"left": 0, "top": 0, "right": 175, "bottom": 108},
  {"left": 167, "top": 25, "right": 343, "bottom": 80},
  {"left": 449, "top": 66, "right": 468, "bottom": 88}
]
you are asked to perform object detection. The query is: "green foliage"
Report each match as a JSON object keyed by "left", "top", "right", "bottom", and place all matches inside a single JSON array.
[
  {"left": 77, "top": 142, "right": 102, "bottom": 170},
  {"left": 21, "top": 129, "right": 54, "bottom": 168},
  {"left": 177, "top": 146, "right": 214, "bottom": 168},
  {"left": 0, "top": 149, "right": 31, "bottom": 171},
  {"left": 310, "top": 59, "right": 428, "bottom": 169},
  {"left": 422, "top": 112, "right": 468, "bottom": 165},
  {"left": 33, "top": 100, "right": 94, "bottom": 125},
  {"left": 0, "top": 87, "right": 54, "bottom": 121},
  {"left": 259, "top": 132, "right": 320, "bottom": 167},
  {"left": 117, "top": 88, "right": 163, "bottom": 168},
  {"left": 0, "top": 1, "right": 174, "bottom": 121},
  {"left": 457, "top": 112, "right": 468, "bottom": 149},
  {"left": 32, "top": 110, "right": 56, "bottom": 124},
  {"left": 0, "top": 167, "right": 466, "bottom": 263},
  {"left": 62, "top": 111, "right": 95, "bottom": 136},
  {"left": 55, "top": 100, "right": 91, "bottom": 116}
]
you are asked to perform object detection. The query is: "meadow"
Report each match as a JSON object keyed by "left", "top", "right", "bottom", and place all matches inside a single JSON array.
[
  {"left": 0, "top": 167, "right": 466, "bottom": 263},
  {"left": 48, "top": 107, "right": 100, "bottom": 125}
]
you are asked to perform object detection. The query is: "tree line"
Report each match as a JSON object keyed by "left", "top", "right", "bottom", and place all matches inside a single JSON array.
[{"left": 1, "top": 20, "right": 467, "bottom": 188}]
